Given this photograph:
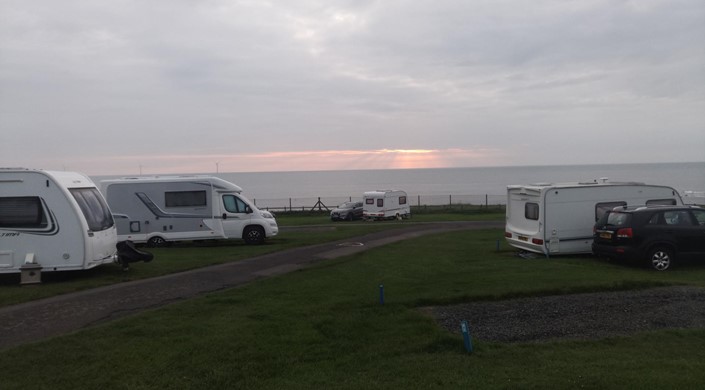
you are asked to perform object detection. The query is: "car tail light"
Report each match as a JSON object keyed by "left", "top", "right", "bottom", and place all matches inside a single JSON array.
[
  {"left": 532, "top": 238, "right": 544, "bottom": 245},
  {"left": 504, "top": 232, "right": 512, "bottom": 238},
  {"left": 616, "top": 228, "right": 633, "bottom": 238}
]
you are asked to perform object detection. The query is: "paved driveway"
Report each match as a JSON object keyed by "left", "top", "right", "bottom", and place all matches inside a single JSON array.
[{"left": 0, "top": 221, "right": 503, "bottom": 350}]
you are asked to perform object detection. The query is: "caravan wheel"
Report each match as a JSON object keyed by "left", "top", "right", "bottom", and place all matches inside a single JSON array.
[{"left": 396, "top": 213, "right": 402, "bottom": 221}]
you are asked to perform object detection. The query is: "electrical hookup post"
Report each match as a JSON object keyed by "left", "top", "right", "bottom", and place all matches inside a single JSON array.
[{"left": 461, "top": 320, "right": 473, "bottom": 354}]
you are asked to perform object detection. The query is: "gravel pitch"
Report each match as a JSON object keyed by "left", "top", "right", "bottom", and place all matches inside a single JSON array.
[{"left": 423, "top": 286, "right": 705, "bottom": 343}]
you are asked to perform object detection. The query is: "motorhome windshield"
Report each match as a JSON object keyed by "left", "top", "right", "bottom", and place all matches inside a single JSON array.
[{"left": 70, "top": 188, "right": 115, "bottom": 231}]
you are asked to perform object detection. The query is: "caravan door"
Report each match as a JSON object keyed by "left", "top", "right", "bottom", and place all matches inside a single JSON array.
[{"left": 220, "top": 194, "right": 252, "bottom": 239}]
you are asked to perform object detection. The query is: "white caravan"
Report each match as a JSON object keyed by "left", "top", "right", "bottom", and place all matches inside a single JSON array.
[
  {"left": 0, "top": 168, "right": 118, "bottom": 274},
  {"left": 504, "top": 180, "right": 683, "bottom": 255},
  {"left": 100, "top": 176, "right": 278, "bottom": 246},
  {"left": 363, "top": 190, "right": 411, "bottom": 220}
]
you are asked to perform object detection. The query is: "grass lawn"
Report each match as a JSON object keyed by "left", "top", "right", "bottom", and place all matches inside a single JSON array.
[
  {"left": 2, "top": 228, "right": 705, "bottom": 389},
  {"left": 0, "top": 223, "right": 404, "bottom": 307}
]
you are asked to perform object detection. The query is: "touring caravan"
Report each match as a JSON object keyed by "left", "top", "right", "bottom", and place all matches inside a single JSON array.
[
  {"left": 504, "top": 180, "right": 683, "bottom": 255},
  {"left": 0, "top": 168, "right": 119, "bottom": 274},
  {"left": 100, "top": 176, "right": 278, "bottom": 246},
  {"left": 363, "top": 190, "right": 411, "bottom": 220}
]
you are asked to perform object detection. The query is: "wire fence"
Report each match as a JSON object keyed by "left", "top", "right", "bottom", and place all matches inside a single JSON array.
[{"left": 251, "top": 194, "right": 506, "bottom": 212}]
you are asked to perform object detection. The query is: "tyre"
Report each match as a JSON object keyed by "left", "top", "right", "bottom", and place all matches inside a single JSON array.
[
  {"left": 648, "top": 247, "right": 674, "bottom": 271},
  {"left": 147, "top": 236, "right": 167, "bottom": 248},
  {"left": 396, "top": 213, "right": 402, "bottom": 221},
  {"left": 346, "top": 213, "right": 354, "bottom": 221},
  {"left": 243, "top": 226, "right": 265, "bottom": 245}
]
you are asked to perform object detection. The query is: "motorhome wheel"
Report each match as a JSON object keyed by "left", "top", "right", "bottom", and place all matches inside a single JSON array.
[
  {"left": 244, "top": 226, "right": 265, "bottom": 245},
  {"left": 147, "top": 236, "right": 167, "bottom": 248}
]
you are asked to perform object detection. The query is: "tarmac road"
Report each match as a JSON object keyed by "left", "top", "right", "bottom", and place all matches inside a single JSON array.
[{"left": 0, "top": 220, "right": 503, "bottom": 351}]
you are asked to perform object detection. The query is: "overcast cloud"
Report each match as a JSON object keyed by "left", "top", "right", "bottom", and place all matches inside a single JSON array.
[{"left": 1, "top": 0, "right": 704, "bottom": 175}]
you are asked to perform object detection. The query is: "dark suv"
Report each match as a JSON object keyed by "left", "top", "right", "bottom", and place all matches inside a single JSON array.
[
  {"left": 593, "top": 205, "right": 705, "bottom": 271},
  {"left": 330, "top": 201, "right": 363, "bottom": 221}
]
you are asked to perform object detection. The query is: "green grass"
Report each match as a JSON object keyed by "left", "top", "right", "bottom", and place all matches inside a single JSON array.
[
  {"left": 2, "top": 229, "right": 705, "bottom": 389},
  {"left": 274, "top": 204, "right": 505, "bottom": 225},
  {"left": 0, "top": 223, "right": 403, "bottom": 307}
]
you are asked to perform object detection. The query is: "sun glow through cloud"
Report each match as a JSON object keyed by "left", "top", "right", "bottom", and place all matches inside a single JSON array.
[{"left": 75, "top": 148, "right": 504, "bottom": 175}]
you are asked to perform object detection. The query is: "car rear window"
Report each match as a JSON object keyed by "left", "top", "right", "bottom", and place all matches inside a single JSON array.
[{"left": 605, "top": 212, "right": 631, "bottom": 227}]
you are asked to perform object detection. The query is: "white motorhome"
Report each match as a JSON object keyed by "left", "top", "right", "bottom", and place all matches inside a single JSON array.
[
  {"left": 0, "top": 168, "right": 118, "bottom": 274},
  {"left": 505, "top": 180, "right": 683, "bottom": 255},
  {"left": 363, "top": 190, "right": 411, "bottom": 220},
  {"left": 100, "top": 176, "right": 278, "bottom": 246}
]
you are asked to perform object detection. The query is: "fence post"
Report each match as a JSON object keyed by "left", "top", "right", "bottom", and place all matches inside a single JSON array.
[
  {"left": 449, "top": 195, "right": 452, "bottom": 206},
  {"left": 486, "top": 194, "right": 488, "bottom": 208},
  {"left": 289, "top": 198, "right": 292, "bottom": 212},
  {"left": 417, "top": 195, "right": 421, "bottom": 206}
]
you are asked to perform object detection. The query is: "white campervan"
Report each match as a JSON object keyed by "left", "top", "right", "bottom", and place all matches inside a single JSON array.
[
  {"left": 0, "top": 168, "right": 118, "bottom": 274},
  {"left": 504, "top": 180, "right": 683, "bottom": 255},
  {"left": 363, "top": 190, "right": 411, "bottom": 220},
  {"left": 100, "top": 176, "right": 278, "bottom": 246}
]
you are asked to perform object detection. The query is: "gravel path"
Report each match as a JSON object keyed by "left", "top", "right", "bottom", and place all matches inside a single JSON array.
[{"left": 423, "top": 286, "right": 705, "bottom": 343}]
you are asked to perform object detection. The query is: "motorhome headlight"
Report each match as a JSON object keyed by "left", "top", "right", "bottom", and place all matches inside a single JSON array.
[{"left": 261, "top": 211, "right": 275, "bottom": 219}]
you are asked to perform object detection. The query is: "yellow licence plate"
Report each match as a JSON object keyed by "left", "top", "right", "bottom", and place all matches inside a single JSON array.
[
  {"left": 518, "top": 236, "right": 528, "bottom": 242},
  {"left": 600, "top": 232, "right": 612, "bottom": 239}
]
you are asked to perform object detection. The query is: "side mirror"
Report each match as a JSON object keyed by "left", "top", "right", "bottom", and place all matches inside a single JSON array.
[{"left": 246, "top": 206, "right": 253, "bottom": 214}]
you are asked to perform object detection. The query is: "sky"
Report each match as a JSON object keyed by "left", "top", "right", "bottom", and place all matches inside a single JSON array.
[{"left": 1, "top": 0, "right": 704, "bottom": 176}]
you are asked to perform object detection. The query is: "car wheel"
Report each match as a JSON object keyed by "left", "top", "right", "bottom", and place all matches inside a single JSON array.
[
  {"left": 147, "top": 236, "right": 167, "bottom": 248},
  {"left": 243, "top": 226, "right": 265, "bottom": 245},
  {"left": 346, "top": 213, "right": 354, "bottom": 221},
  {"left": 649, "top": 247, "right": 673, "bottom": 271}
]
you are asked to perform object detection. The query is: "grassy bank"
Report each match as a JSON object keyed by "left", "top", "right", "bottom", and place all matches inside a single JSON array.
[{"left": 3, "top": 229, "right": 705, "bottom": 389}]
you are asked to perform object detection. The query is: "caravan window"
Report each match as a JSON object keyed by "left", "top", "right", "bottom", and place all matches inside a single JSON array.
[
  {"left": 365, "top": 198, "right": 374, "bottom": 205},
  {"left": 399, "top": 196, "right": 407, "bottom": 205},
  {"left": 377, "top": 199, "right": 384, "bottom": 207},
  {"left": 525, "top": 203, "right": 539, "bottom": 220},
  {"left": 70, "top": 188, "right": 115, "bottom": 231},
  {"left": 595, "top": 202, "right": 627, "bottom": 221},
  {"left": 0, "top": 197, "right": 48, "bottom": 228},
  {"left": 165, "top": 191, "right": 207, "bottom": 208}
]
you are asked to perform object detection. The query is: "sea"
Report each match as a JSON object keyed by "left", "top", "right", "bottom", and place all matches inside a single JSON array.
[{"left": 93, "top": 162, "right": 705, "bottom": 209}]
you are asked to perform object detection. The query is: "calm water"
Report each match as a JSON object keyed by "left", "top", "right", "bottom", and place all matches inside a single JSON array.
[
  {"left": 94, "top": 162, "right": 704, "bottom": 206},
  {"left": 213, "top": 162, "right": 704, "bottom": 198}
]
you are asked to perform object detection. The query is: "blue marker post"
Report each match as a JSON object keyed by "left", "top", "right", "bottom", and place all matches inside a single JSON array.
[
  {"left": 461, "top": 320, "right": 473, "bottom": 353},
  {"left": 379, "top": 284, "right": 385, "bottom": 305}
]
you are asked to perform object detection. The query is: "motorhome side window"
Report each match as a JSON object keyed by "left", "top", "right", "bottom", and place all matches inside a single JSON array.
[
  {"left": 525, "top": 203, "right": 539, "bottom": 220},
  {"left": 366, "top": 199, "right": 374, "bottom": 205},
  {"left": 0, "top": 197, "right": 48, "bottom": 228},
  {"left": 595, "top": 201, "right": 627, "bottom": 221},
  {"left": 377, "top": 199, "right": 384, "bottom": 207},
  {"left": 399, "top": 196, "right": 407, "bottom": 205},
  {"left": 70, "top": 188, "right": 115, "bottom": 231},
  {"left": 223, "top": 195, "right": 249, "bottom": 213},
  {"left": 165, "top": 191, "right": 207, "bottom": 208}
]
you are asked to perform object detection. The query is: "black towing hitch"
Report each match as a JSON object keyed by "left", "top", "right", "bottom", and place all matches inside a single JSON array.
[{"left": 116, "top": 240, "right": 154, "bottom": 270}]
